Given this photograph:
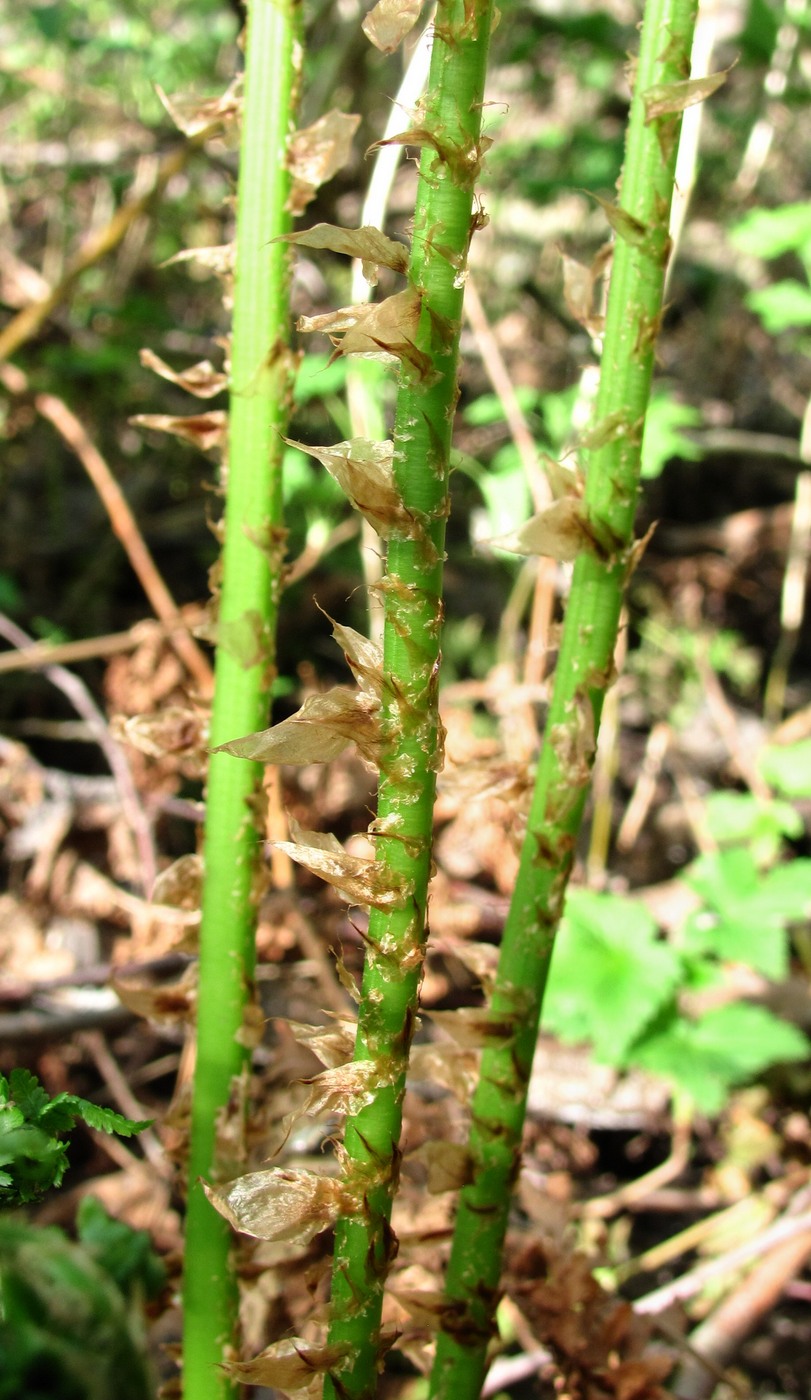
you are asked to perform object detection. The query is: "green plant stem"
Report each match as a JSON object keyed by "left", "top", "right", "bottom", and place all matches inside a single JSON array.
[
  {"left": 430, "top": 2, "right": 699, "bottom": 1396},
  {"left": 323, "top": 4, "right": 495, "bottom": 1398},
  {"left": 181, "top": 1, "right": 299, "bottom": 1395}
]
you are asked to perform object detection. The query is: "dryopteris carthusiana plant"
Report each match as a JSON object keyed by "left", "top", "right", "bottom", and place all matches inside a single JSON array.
[
  {"left": 192, "top": 1, "right": 729, "bottom": 1398},
  {"left": 205, "top": 0, "right": 497, "bottom": 1394}
]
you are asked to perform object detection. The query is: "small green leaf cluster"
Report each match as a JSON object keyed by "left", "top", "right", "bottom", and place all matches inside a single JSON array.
[
  {"left": 0, "top": 1068, "right": 151, "bottom": 1207},
  {"left": 627, "top": 618, "right": 760, "bottom": 728},
  {"left": 731, "top": 202, "right": 811, "bottom": 335},
  {"left": 0, "top": 1198, "right": 163, "bottom": 1400},
  {"left": 545, "top": 781, "right": 810, "bottom": 1114}
]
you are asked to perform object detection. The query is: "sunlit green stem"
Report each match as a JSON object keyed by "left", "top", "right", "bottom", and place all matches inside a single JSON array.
[
  {"left": 323, "top": 4, "right": 495, "bottom": 1399},
  {"left": 182, "top": 1, "right": 299, "bottom": 1395},
  {"left": 430, "top": 2, "right": 699, "bottom": 1397}
]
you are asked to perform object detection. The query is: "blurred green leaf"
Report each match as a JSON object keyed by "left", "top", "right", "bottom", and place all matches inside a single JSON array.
[
  {"left": 759, "top": 739, "right": 811, "bottom": 798},
  {"left": 0, "top": 1218, "right": 156, "bottom": 1399},
  {"left": 76, "top": 1197, "right": 166, "bottom": 1301},
  {"left": 545, "top": 890, "right": 681, "bottom": 1061},
  {"left": 731, "top": 202, "right": 811, "bottom": 260},
  {"left": 683, "top": 847, "right": 811, "bottom": 979},
  {"left": 294, "top": 353, "right": 349, "bottom": 404},
  {"left": 463, "top": 386, "right": 540, "bottom": 427},
  {"left": 632, "top": 1003, "right": 808, "bottom": 1114},
  {"left": 640, "top": 390, "right": 703, "bottom": 479},
  {"left": 704, "top": 791, "right": 803, "bottom": 865},
  {"left": 478, "top": 443, "right": 532, "bottom": 537},
  {"left": 746, "top": 281, "right": 811, "bottom": 333}
]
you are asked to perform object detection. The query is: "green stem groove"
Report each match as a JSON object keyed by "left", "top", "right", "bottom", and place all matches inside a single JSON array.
[{"left": 182, "top": 1, "right": 300, "bottom": 1395}]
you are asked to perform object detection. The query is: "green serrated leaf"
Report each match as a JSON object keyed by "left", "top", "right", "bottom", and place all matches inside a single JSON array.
[
  {"left": 69, "top": 1098, "right": 152, "bottom": 1137},
  {"left": 8, "top": 1068, "right": 51, "bottom": 1122},
  {"left": 640, "top": 390, "right": 703, "bottom": 479},
  {"left": 731, "top": 203, "right": 811, "bottom": 261},
  {"left": 633, "top": 1003, "right": 808, "bottom": 1113},
  {"left": 759, "top": 739, "right": 811, "bottom": 798},
  {"left": 682, "top": 907, "right": 787, "bottom": 980},
  {"left": 704, "top": 791, "right": 802, "bottom": 861},
  {"left": 684, "top": 848, "right": 809, "bottom": 979},
  {"left": 38, "top": 1094, "right": 84, "bottom": 1135},
  {"left": 746, "top": 281, "right": 811, "bottom": 334},
  {"left": 545, "top": 891, "right": 681, "bottom": 1062}
]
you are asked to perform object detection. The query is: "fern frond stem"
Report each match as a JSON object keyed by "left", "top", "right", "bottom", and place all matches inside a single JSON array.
[
  {"left": 181, "top": 1, "right": 300, "bottom": 1395},
  {"left": 323, "top": 3, "right": 496, "bottom": 1397},
  {"left": 430, "top": 2, "right": 700, "bottom": 1396}
]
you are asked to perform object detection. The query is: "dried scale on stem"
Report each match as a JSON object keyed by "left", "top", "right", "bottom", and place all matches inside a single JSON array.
[
  {"left": 321, "top": 3, "right": 498, "bottom": 1396},
  {"left": 203, "top": 0, "right": 497, "bottom": 1394},
  {"left": 181, "top": 1, "right": 300, "bottom": 1395},
  {"left": 429, "top": 1, "right": 705, "bottom": 1397}
]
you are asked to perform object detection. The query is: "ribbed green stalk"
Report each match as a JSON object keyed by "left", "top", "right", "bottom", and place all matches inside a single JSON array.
[
  {"left": 323, "top": 4, "right": 495, "bottom": 1398},
  {"left": 430, "top": 2, "right": 699, "bottom": 1397},
  {"left": 182, "top": 2, "right": 300, "bottom": 1396}
]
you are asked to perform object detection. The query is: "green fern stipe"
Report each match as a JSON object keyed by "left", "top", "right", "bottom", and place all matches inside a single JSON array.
[
  {"left": 322, "top": 3, "right": 496, "bottom": 1398},
  {"left": 181, "top": 0, "right": 300, "bottom": 1396},
  {"left": 430, "top": 2, "right": 701, "bottom": 1397}
]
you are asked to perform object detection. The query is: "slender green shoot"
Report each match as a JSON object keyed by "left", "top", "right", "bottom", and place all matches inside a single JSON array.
[
  {"left": 181, "top": 1, "right": 300, "bottom": 1395},
  {"left": 430, "top": 2, "right": 701, "bottom": 1396},
  {"left": 322, "top": 3, "right": 496, "bottom": 1397}
]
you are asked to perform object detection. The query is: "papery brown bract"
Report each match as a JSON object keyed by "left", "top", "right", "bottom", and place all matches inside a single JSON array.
[
  {"left": 409, "top": 1043, "right": 479, "bottom": 1102},
  {"left": 362, "top": 0, "right": 425, "bottom": 53},
  {"left": 140, "top": 349, "right": 227, "bottom": 399},
  {"left": 297, "top": 287, "right": 436, "bottom": 382},
  {"left": 410, "top": 1140, "right": 473, "bottom": 1194},
  {"left": 113, "top": 963, "right": 197, "bottom": 1025},
  {"left": 155, "top": 79, "right": 241, "bottom": 136},
  {"left": 491, "top": 497, "right": 592, "bottom": 562},
  {"left": 560, "top": 248, "right": 611, "bottom": 341},
  {"left": 428, "top": 1006, "right": 516, "bottom": 1050},
  {"left": 286, "top": 1017, "right": 357, "bottom": 1069},
  {"left": 162, "top": 244, "right": 235, "bottom": 279},
  {"left": 297, "top": 1059, "right": 385, "bottom": 1120},
  {"left": 284, "top": 437, "right": 418, "bottom": 539},
  {"left": 592, "top": 195, "right": 648, "bottom": 248},
  {"left": 274, "top": 817, "right": 410, "bottom": 909},
  {"left": 288, "top": 110, "right": 362, "bottom": 216},
  {"left": 642, "top": 69, "right": 728, "bottom": 120},
  {"left": 213, "top": 687, "right": 379, "bottom": 766},
  {"left": 111, "top": 706, "right": 207, "bottom": 759},
  {"left": 433, "top": 939, "right": 500, "bottom": 993},
  {"left": 329, "top": 619, "right": 383, "bottom": 697},
  {"left": 276, "top": 223, "right": 409, "bottom": 283},
  {"left": 223, "top": 1339, "right": 350, "bottom": 1397},
  {"left": 203, "top": 1168, "right": 352, "bottom": 1244},
  {"left": 130, "top": 411, "right": 227, "bottom": 453}
]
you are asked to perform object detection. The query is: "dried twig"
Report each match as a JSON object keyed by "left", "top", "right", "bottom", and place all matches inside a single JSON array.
[
  {"left": 635, "top": 1188, "right": 811, "bottom": 1315},
  {"left": 1, "top": 362, "right": 213, "bottom": 695},
  {"left": 0, "top": 131, "right": 213, "bottom": 365},
  {"left": 0, "top": 612, "right": 156, "bottom": 891}
]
